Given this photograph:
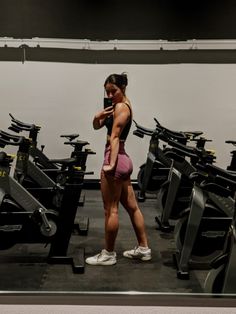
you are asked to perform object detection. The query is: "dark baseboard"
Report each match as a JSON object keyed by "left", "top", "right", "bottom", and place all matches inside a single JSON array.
[{"left": 83, "top": 179, "right": 138, "bottom": 190}]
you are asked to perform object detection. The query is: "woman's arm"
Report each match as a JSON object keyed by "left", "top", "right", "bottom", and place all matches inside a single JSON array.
[
  {"left": 103, "top": 103, "right": 130, "bottom": 172},
  {"left": 93, "top": 105, "right": 114, "bottom": 130}
]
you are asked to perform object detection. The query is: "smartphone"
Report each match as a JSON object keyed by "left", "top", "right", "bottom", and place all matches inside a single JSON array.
[{"left": 103, "top": 98, "right": 113, "bottom": 109}]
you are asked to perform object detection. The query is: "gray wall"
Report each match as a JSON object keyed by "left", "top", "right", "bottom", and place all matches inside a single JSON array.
[{"left": 0, "top": 61, "right": 235, "bottom": 178}]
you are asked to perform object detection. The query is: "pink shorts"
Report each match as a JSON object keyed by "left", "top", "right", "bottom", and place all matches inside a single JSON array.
[{"left": 102, "top": 142, "right": 133, "bottom": 180}]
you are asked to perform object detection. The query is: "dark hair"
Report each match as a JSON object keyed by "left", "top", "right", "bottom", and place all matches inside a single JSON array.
[{"left": 104, "top": 73, "right": 128, "bottom": 90}]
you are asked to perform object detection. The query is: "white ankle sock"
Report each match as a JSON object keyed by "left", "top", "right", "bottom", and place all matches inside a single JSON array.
[
  {"left": 104, "top": 249, "right": 115, "bottom": 255},
  {"left": 138, "top": 246, "right": 149, "bottom": 252}
]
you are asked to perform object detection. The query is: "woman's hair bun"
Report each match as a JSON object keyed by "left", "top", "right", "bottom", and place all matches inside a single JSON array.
[
  {"left": 104, "top": 73, "right": 128, "bottom": 89},
  {"left": 121, "top": 72, "right": 128, "bottom": 87}
]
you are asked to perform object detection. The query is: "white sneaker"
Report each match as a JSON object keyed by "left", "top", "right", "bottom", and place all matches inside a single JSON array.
[
  {"left": 86, "top": 249, "right": 117, "bottom": 266},
  {"left": 123, "top": 246, "right": 152, "bottom": 261}
]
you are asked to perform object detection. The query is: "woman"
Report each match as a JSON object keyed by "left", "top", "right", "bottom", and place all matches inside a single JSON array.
[{"left": 86, "top": 73, "right": 151, "bottom": 266}]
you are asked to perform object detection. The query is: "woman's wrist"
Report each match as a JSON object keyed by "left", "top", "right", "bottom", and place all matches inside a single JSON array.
[{"left": 109, "top": 162, "right": 115, "bottom": 168}]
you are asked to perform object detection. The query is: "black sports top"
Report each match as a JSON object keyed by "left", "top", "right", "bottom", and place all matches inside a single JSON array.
[{"left": 104, "top": 103, "right": 132, "bottom": 141}]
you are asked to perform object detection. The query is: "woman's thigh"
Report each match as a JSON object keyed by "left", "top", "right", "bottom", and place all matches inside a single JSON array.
[
  {"left": 100, "top": 170, "right": 123, "bottom": 210},
  {"left": 119, "top": 178, "right": 138, "bottom": 212}
]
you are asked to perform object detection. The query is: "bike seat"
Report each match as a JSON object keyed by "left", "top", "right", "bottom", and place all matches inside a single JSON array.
[
  {"left": 60, "top": 134, "right": 80, "bottom": 141},
  {"left": 64, "top": 140, "right": 89, "bottom": 147},
  {"left": 49, "top": 157, "right": 80, "bottom": 166},
  {"left": 225, "top": 140, "right": 236, "bottom": 146},
  {"left": 184, "top": 131, "right": 204, "bottom": 139}
]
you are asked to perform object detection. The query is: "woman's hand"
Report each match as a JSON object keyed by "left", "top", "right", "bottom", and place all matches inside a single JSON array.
[
  {"left": 93, "top": 105, "right": 114, "bottom": 129},
  {"left": 96, "top": 105, "right": 114, "bottom": 120},
  {"left": 102, "top": 164, "right": 115, "bottom": 173}
]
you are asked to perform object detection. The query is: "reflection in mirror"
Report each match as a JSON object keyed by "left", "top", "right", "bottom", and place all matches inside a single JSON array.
[{"left": 0, "top": 61, "right": 235, "bottom": 300}]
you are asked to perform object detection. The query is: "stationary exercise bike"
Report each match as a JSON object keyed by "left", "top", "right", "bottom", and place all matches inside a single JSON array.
[
  {"left": 173, "top": 162, "right": 236, "bottom": 279},
  {"left": 0, "top": 129, "right": 94, "bottom": 235},
  {"left": 133, "top": 118, "right": 205, "bottom": 202},
  {"left": 8, "top": 113, "right": 96, "bottom": 203},
  {"left": 204, "top": 175, "right": 236, "bottom": 293},
  {"left": 155, "top": 137, "right": 215, "bottom": 232},
  {"left": 0, "top": 134, "right": 89, "bottom": 273},
  {"left": 203, "top": 140, "right": 236, "bottom": 293},
  {"left": 156, "top": 138, "right": 236, "bottom": 233}
]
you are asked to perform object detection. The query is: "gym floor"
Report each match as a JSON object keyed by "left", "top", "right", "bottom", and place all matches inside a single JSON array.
[{"left": 0, "top": 189, "right": 207, "bottom": 293}]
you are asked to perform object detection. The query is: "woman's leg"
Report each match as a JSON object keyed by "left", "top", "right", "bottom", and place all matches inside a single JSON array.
[
  {"left": 100, "top": 170, "right": 123, "bottom": 252},
  {"left": 120, "top": 177, "right": 148, "bottom": 247}
]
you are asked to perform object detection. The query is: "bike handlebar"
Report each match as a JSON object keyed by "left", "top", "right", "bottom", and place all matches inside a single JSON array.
[
  {"left": 0, "top": 130, "right": 25, "bottom": 146},
  {"left": 9, "top": 113, "right": 40, "bottom": 131}
]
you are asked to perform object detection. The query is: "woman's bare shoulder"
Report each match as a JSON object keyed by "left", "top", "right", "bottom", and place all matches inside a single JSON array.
[{"left": 114, "top": 101, "right": 132, "bottom": 112}]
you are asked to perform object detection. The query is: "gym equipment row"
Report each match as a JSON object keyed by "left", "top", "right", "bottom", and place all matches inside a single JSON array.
[
  {"left": 0, "top": 114, "right": 96, "bottom": 273},
  {"left": 133, "top": 118, "right": 236, "bottom": 293}
]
